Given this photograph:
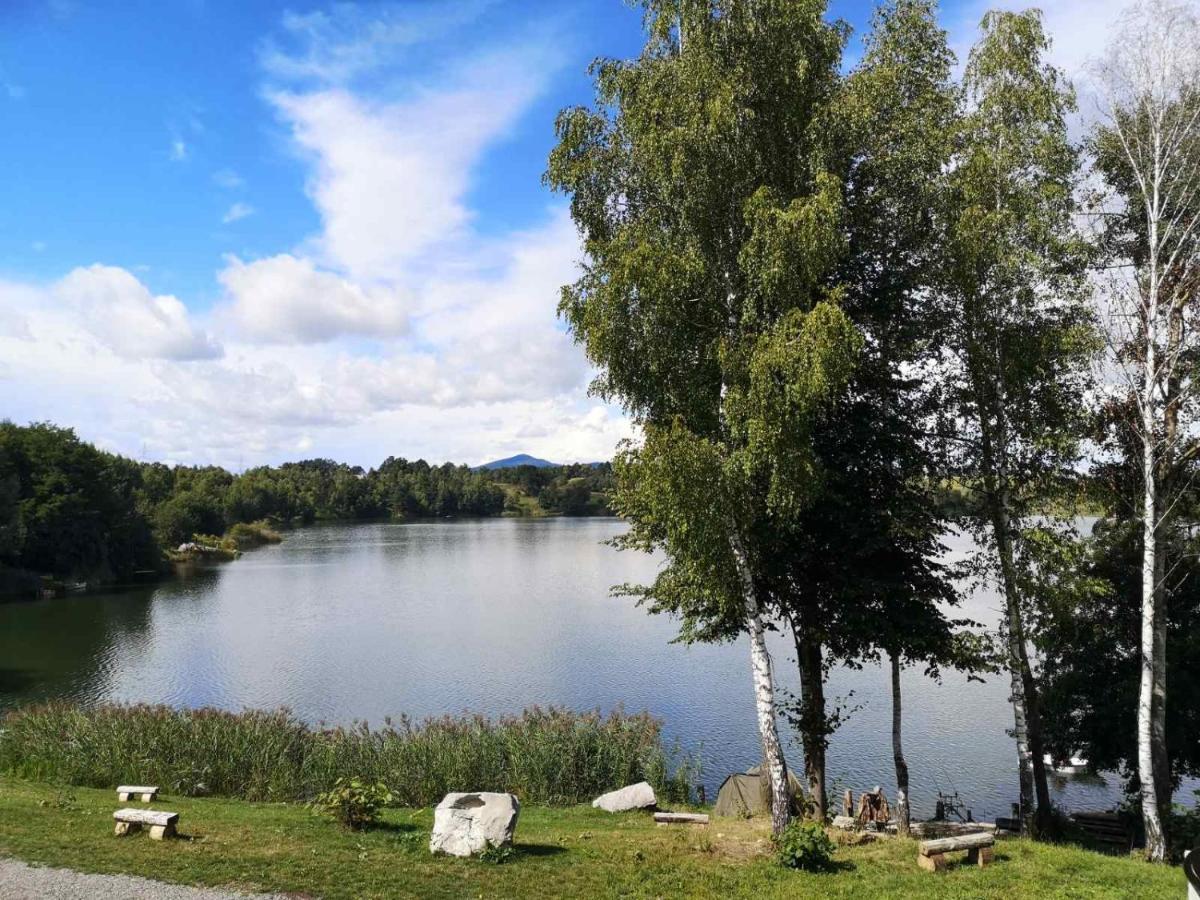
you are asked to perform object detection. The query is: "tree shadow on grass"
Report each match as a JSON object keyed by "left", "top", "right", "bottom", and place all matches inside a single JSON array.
[
  {"left": 941, "top": 852, "right": 1005, "bottom": 871},
  {"left": 368, "top": 820, "right": 422, "bottom": 835},
  {"left": 810, "top": 859, "right": 856, "bottom": 874},
  {"left": 515, "top": 844, "right": 568, "bottom": 858}
]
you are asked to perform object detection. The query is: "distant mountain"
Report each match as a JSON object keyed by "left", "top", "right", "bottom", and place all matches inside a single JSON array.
[{"left": 475, "top": 453, "right": 559, "bottom": 471}]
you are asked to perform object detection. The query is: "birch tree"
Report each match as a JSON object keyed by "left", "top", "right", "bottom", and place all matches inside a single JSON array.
[
  {"left": 1091, "top": 0, "right": 1200, "bottom": 861},
  {"left": 547, "top": 0, "right": 857, "bottom": 836},
  {"left": 934, "top": 9, "right": 1093, "bottom": 832},
  {"left": 735, "top": 0, "right": 965, "bottom": 825},
  {"left": 839, "top": 0, "right": 960, "bottom": 834}
]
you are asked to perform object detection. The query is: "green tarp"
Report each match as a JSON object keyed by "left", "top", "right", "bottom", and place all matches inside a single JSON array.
[{"left": 712, "top": 764, "right": 806, "bottom": 818}]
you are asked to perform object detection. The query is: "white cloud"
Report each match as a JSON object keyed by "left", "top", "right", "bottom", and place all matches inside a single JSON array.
[
  {"left": 0, "top": 4, "right": 624, "bottom": 470},
  {"left": 55, "top": 265, "right": 222, "bottom": 361},
  {"left": 218, "top": 253, "right": 408, "bottom": 343},
  {"left": 260, "top": 1, "right": 494, "bottom": 84},
  {"left": 169, "top": 138, "right": 188, "bottom": 161},
  {"left": 0, "top": 265, "right": 622, "bottom": 466},
  {"left": 268, "top": 53, "right": 547, "bottom": 282},
  {"left": 222, "top": 201, "right": 255, "bottom": 224}
]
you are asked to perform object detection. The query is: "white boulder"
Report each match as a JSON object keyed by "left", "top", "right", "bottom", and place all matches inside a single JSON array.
[
  {"left": 429, "top": 792, "right": 520, "bottom": 857},
  {"left": 592, "top": 781, "right": 657, "bottom": 813}
]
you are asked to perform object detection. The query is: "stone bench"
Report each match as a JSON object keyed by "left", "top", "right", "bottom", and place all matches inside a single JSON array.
[
  {"left": 917, "top": 831, "right": 994, "bottom": 872},
  {"left": 117, "top": 785, "right": 159, "bottom": 802},
  {"left": 113, "top": 808, "right": 179, "bottom": 840}
]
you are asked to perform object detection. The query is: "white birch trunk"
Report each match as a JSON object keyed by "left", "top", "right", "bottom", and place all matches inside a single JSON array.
[
  {"left": 890, "top": 653, "right": 910, "bottom": 836},
  {"left": 1097, "top": 1, "right": 1200, "bottom": 860},
  {"left": 1139, "top": 355, "right": 1166, "bottom": 861},
  {"left": 730, "top": 532, "right": 791, "bottom": 836}
]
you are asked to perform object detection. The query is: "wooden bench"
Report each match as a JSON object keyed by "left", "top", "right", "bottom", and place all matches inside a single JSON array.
[
  {"left": 653, "top": 812, "right": 709, "bottom": 826},
  {"left": 917, "top": 831, "right": 994, "bottom": 872},
  {"left": 1070, "top": 812, "right": 1131, "bottom": 851},
  {"left": 113, "top": 808, "right": 179, "bottom": 840},
  {"left": 117, "top": 785, "right": 159, "bottom": 802}
]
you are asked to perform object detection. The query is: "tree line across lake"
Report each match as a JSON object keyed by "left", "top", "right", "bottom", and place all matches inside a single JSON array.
[{"left": 0, "top": 421, "right": 613, "bottom": 598}]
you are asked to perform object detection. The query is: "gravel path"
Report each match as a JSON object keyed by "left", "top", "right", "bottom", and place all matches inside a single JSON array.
[{"left": 0, "top": 858, "right": 297, "bottom": 900}]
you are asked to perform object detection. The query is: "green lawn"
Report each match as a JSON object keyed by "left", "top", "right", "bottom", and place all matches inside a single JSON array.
[{"left": 0, "top": 777, "right": 1184, "bottom": 899}]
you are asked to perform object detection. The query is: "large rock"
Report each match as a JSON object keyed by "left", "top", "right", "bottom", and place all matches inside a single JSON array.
[
  {"left": 429, "top": 792, "right": 520, "bottom": 857},
  {"left": 592, "top": 781, "right": 657, "bottom": 813}
]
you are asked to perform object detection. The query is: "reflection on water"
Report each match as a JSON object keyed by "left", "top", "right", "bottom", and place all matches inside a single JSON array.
[{"left": 0, "top": 517, "right": 1174, "bottom": 820}]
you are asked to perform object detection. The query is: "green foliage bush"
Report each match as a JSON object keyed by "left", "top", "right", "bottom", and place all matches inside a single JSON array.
[
  {"left": 310, "top": 777, "right": 393, "bottom": 830},
  {"left": 1167, "top": 790, "right": 1200, "bottom": 862},
  {"left": 478, "top": 843, "right": 516, "bottom": 864},
  {"left": 225, "top": 521, "right": 283, "bottom": 550},
  {"left": 0, "top": 704, "right": 694, "bottom": 807},
  {"left": 775, "top": 820, "right": 835, "bottom": 871}
]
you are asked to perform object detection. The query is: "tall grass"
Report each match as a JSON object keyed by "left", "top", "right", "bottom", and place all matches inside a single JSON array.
[{"left": 0, "top": 704, "right": 694, "bottom": 806}]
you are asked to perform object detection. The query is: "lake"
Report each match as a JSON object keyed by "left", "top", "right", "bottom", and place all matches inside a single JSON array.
[{"left": 0, "top": 517, "right": 1141, "bottom": 821}]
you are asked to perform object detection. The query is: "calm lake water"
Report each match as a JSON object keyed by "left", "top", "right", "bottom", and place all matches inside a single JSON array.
[{"left": 0, "top": 517, "right": 1146, "bottom": 820}]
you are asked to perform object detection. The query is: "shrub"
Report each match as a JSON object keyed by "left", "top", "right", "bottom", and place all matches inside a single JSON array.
[
  {"left": 478, "top": 844, "right": 516, "bottom": 864},
  {"left": 226, "top": 521, "right": 282, "bottom": 550},
  {"left": 775, "top": 820, "right": 835, "bottom": 871},
  {"left": 1167, "top": 790, "right": 1200, "bottom": 862},
  {"left": 310, "top": 777, "right": 393, "bottom": 830}
]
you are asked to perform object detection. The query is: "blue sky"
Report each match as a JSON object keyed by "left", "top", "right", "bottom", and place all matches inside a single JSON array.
[{"left": 0, "top": 0, "right": 1119, "bottom": 469}]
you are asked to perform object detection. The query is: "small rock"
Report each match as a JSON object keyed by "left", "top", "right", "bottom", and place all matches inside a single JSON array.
[
  {"left": 592, "top": 781, "right": 657, "bottom": 813},
  {"left": 429, "top": 792, "right": 520, "bottom": 858},
  {"left": 832, "top": 815, "right": 857, "bottom": 830}
]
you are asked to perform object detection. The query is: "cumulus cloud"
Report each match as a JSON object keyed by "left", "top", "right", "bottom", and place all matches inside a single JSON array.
[
  {"left": 0, "top": 3, "right": 623, "bottom": 469},
  {"left": 0, "top": 265, "right": 622, "bottom": 466},
  {"left": 55, "top": 265, "right": 222, "bottom": 361},
  {"left": 267, "top": 54, "right": 548, "bottom": 281},
  {"left": 218, "top": 253, "right": 408, "bottom": 343}
]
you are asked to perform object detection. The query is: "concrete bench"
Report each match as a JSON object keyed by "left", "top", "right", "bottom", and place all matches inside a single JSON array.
[
  {"left": 917, "top": 831, "right": 994, "bottom": 872},
  {"left": 113, "top": 808, "right": 179, "bottom": 840},
  {"left": 117, "top": 785, "right": 159, "bottom": 802}
]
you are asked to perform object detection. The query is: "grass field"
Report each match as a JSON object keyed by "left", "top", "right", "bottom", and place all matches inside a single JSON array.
[{"left": 0, "top": 777, "right": 1185, "bottom": 899}]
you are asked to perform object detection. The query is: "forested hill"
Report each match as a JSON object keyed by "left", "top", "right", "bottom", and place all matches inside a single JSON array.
[{"left": 0, "top": 422, "right": 613, "bottom": 598}]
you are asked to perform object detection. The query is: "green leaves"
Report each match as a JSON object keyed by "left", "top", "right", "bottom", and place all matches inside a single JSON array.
[
  {"left": 937, "top": 8, "right": 1094, "bottom": 506},
  {"left": 310, "top": 778, "right": 394, "bottom": 831},
  {"left": 775, "top": 819, "right": 836, "bottom": 871},
  {"left": 729, "top": 303, "right": 861, "bottom": 518},
  {"left": 739, "top": 174, "right": 846, "bottom": 324},
  {"left": 548, "top": 0, "right": 858, "bottom": 645}
]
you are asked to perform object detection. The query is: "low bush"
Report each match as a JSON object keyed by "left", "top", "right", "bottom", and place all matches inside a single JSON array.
[
  {"left": 310, "top": 777, "right": 393, "bottom": 830},
  {"left": 775, "top": 820, "right": 836, "bottom": 871},
  {"left": 0, "top": 703, "right": 694, "bottom": 807},
  {"left": 226, "top": 521, "right": 282, "bottom": 550}
]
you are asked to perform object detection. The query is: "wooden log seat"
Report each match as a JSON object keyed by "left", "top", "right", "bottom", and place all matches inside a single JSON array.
[
  {"left": 653, "top": 812, "right": 710, "bottom": 826},
  {"left": 113, "top": 808, "right": 179, "bottom": 840},
  {"left": 117, "top": 785, "right": 159, "bottom": 802},
  {"left": 917, "top": 831, "right": 995, "bottom": 872}
]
